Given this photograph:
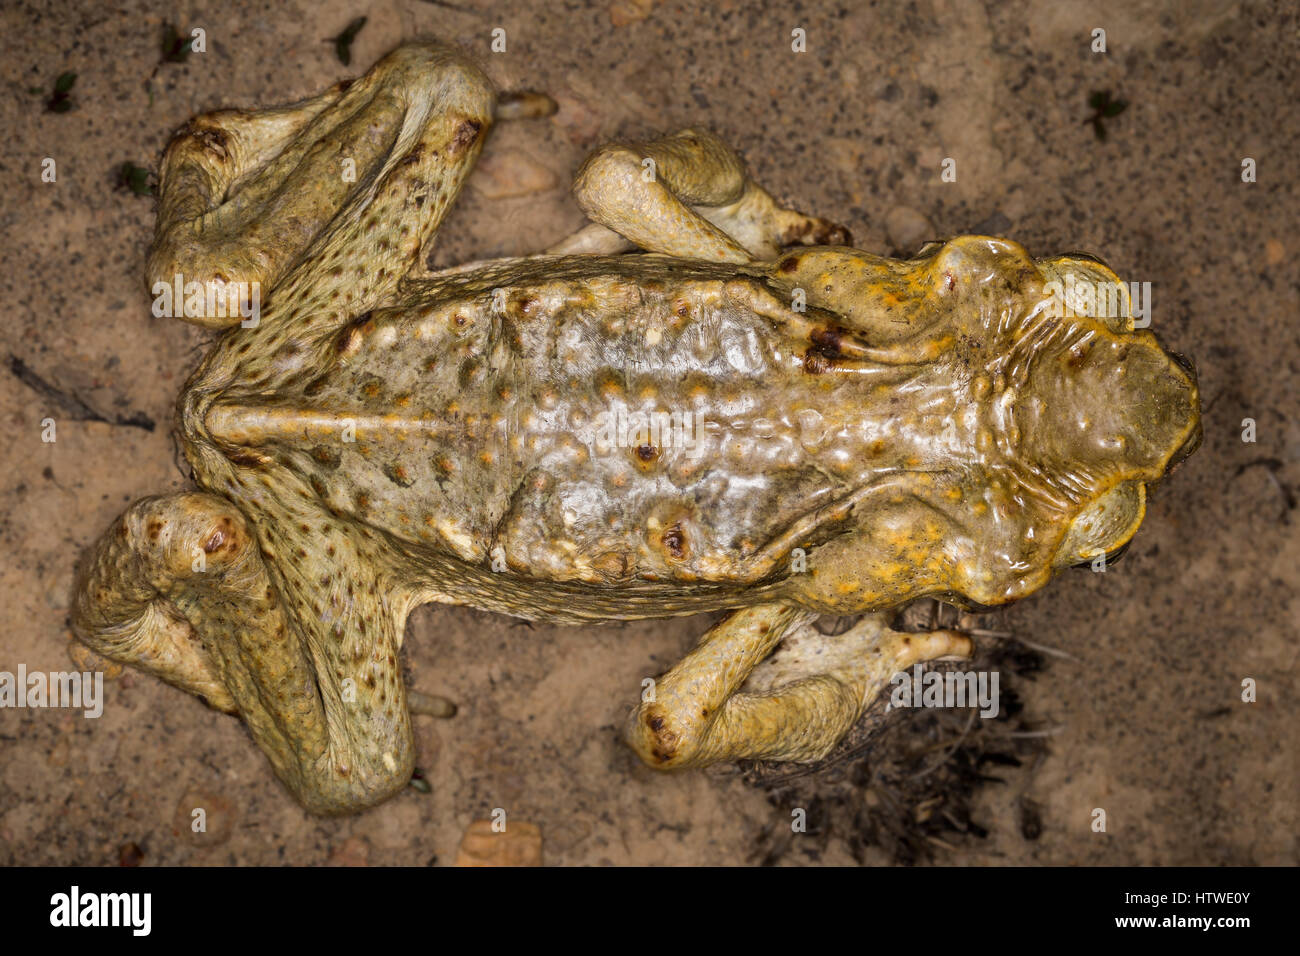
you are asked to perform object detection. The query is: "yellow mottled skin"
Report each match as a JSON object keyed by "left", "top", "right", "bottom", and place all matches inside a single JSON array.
[{"left": 72, "top": 41, "right": 1200, "bottom": 814}]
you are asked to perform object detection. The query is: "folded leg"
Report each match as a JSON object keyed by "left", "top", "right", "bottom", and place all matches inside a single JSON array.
[
  {"left": 72, "top": 493, "right": 414, "bottom": 814},
  {"left": 625, "top": 605, "right": 971, "bottom": 767}
]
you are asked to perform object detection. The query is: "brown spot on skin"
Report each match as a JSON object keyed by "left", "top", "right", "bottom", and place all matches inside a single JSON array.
[
  {"left": 311, "top": 445, "right": 342, "bottom": 470},
  {"left": 662, "top": 522, "right": 686, "bottom": 559},
  {"left": 803, "top": 350, "right": 832, "bottom": 374},
  {"left": 809, "top": 326, "right": 844, "bottom": 359},
  {"left": 203, "top": 521, "right": 232, "bottom": 553},
  {"left": 451, "top": 118, "right": 482, "bottom": 151},
  {"left": 336, "top": 312, "right": 374, "bottom": 357},
  {"left": 779, "top": 256, "right": 800, "bottom": 273},
  {"left": 400, "top": 146, "right": 423, "bottom": 166},
  {"left": 781, "top": 219, "right": 812, "bottom": 243},
  {"left": 803, "top": 323, "right": 854, "bottom": 373},
  {"left": 644, "top": 711, "right": 681, "bottom": 763},
  {"left": 146, "top": 521, "right": 163, "bottom": 542},
  {"left": 635, "top": 444, "right": 657, "bottom": 462},
  {"left": 383, "top": 463, "right": 415, "bottom": 487}
]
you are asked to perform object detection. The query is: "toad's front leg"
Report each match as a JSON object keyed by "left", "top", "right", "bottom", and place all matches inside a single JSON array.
[
  {"left": 72, "top": 494, "right": 415, "bottom": 814},
  {"left": 626, "top": 604, "right": 972, "bottom": 767},
  {"left": 547, "top": 127, "right": 850, "bottom": 261}
]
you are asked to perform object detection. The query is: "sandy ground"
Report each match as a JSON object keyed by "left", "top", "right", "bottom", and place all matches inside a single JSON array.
[{"left": 0, "top": 0, "right": 1295, "bottom": 866}]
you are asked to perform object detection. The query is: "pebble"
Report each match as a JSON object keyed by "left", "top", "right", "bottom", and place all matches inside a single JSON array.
[
  {"left": 471, "top": 151, "right": 558, "bottom": 199},
  {"left": 172, "top": 786, "right": 237, "bottom": 847},
  {"left": 454, "top": 818, "right": 543, "bottom": 866},
  {"left": 609, "top": 0, "right": 655, "bottom": 27},
  {"left": 326, "top": 835, "right": 372, "bottom": 867},
  {"left": 885, "top": 206, "right": 936, "bottom": 254}
]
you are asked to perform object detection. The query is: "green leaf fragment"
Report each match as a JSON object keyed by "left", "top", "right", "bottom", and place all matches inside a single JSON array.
[{"left": 117, "top": 162, "right": 154, "bottom": 196}]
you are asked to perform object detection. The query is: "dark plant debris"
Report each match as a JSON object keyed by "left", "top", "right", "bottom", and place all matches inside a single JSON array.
[
  {"left": 44, "top": 72, "right": 77, "bottom": 113},
  {"left": 1084, "top": 90, "right": 1128, "bottom": 141},
  {"left": 114, "top": 161, "right": 154, "bottom": 196},
  {"left": 8, "top": 354, "right": 155, "bottom": 432},
  {"left": 161, "top": 24, "right": 195, "bottom": 64},
  {"left": 745, "top": 602, "right": 1051, "bottom": 865},
  {"left": 328, "top": 17, "right": 367, "bottom": 66}
]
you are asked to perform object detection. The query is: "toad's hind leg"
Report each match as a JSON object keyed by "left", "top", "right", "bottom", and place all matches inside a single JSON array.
[
  {"left": 625, "top": 606, "right": 972, "bottom": 767},
  {"left": 149, "top": 41, "right": 498, "bottom": 329},
  {"left": 546, "top": 128, "right": 851, "bottom": 262},
  {"left": 72, "top": 494, "right": 414, "bottom": 814}
]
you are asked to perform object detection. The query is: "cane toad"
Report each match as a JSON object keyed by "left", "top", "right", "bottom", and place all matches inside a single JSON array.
[{"left": 72, "top": 42, "right": 1201, "bottom": 814}]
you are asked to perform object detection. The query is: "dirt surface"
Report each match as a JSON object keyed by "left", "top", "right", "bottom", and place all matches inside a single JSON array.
[{"left": 1, "top": 0, "right": 1295, "bottom": 866}]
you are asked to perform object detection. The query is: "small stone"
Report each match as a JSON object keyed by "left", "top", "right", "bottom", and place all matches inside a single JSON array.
[
  {"left": 172, "top": 786, "right": 237, "bottom": 847},
  {"left": 551, "top": 93, "right": 602, "bottom": 145},
  {"left": 885, "top": 206, "right": 936, "bottom": 254},
  {"left": 970, "top": 211, "right": 1012, "bottom": 236},
  {"left": 471, "top": 151, "right": 558, "bottom": 199},
  {"left": 118, "top": 842, "right": 144, "bottom": 867},
  {"left": 546, "top": 818, "right": 593, "bottom": 853},
  {"left": 609, "top": 0, "right": 655, "bottom": 27},
  {"left": 1265, "top": 239, "right": 1284, "bottom": 265},
  {"left": 454, "top": 818, "right": 543, "bottom": 866},
  {"left": 327, "top": 835, "right": 371, "bottom": 867}
]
